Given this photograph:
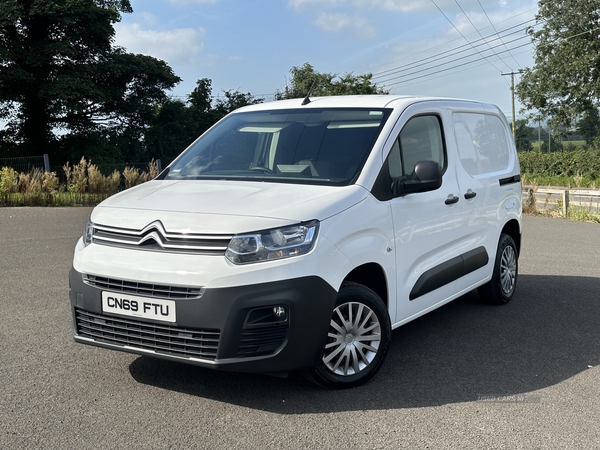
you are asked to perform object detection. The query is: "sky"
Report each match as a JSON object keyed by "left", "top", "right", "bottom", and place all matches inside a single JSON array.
[{"left": 115, "top": 0, "right": 540, "bottom": 119}]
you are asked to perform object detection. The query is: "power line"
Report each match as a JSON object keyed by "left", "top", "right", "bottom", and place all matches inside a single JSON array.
[
  {"left": 453, "top": 0, "right": 513, "bottom": 72},
  {"left": 374, "top": 35, "right": 532, "bottom": 85},
  {"left": 373, "top": 20, "right": 532, "bottom": 79},
  {"left": 428, "top": 0, "right": 508, "bottom": 74},
  {"left": 372, "top": 8, "right": 544, "bottom": 71},
  {"left": 477, "top": 0, "right": 523, "bottom": 69},
  {"left": 373, "top": 25, "right": 527, "bottom": 80},
  {"left": 378, "top": 41, "right": 532, "bottom": 89}
]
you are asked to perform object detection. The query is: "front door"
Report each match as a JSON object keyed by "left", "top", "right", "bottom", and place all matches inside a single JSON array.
[{"left": 384, "top": 106, "right": 472, "bottom": 324}]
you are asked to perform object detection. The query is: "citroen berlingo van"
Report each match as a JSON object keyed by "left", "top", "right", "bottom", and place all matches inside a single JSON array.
[{"left": 70, "top": 95, "right": 522, "bottom": 389}]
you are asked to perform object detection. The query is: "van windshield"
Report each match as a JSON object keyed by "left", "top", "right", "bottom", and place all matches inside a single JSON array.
[{"left": 163, "top": 107, "right": 392, "bottom": 186}]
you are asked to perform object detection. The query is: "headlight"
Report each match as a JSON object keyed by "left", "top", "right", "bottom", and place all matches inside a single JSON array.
[
  {"left": 83, "top": 216, "right": 94, "bottom": 247},
  {"left": 225, "top": 221, "right": 319, "bottom": 264}
]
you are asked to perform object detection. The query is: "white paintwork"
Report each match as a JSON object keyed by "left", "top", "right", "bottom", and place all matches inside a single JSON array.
[{"left": 74, "top": 95, "right": 522, "bottom": 331}]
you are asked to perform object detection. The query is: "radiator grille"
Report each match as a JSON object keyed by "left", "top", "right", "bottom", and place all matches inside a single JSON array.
[
  {"left": 237, "top": 325, "right": 288, "bottom": 357},
  {"left": 76, "top": 309, "right": 219, "bottom": 360},
  {"left": 84, "top": 274, "right": 202, "bottom": 300},
  {"left": 92, "top": 221, "right": 232, "bottom": 255}
]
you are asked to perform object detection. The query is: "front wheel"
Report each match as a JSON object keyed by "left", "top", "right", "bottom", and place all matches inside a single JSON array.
[
  {"left": 308, "top": 282, "right": 391, "bottom": 389},
  {"left": 478, "top": 233, "right": 518, "bottom": 305}
]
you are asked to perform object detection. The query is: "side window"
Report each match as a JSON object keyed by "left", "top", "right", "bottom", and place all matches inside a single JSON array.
[
  {"left": 453, "top": 113, "right": 511, "bottom": 176},
  {"left": 387, "top": 115, "right": 446, "bottom": 179}
]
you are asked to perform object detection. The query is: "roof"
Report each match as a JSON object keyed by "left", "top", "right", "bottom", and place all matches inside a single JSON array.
[{"left": 234, "top": 94, "right": 497, "bottom": 113}]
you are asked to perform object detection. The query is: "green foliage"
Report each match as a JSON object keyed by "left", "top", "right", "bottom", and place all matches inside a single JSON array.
[
  {"left": 539, "top": 134, "right": 564, "bottom": 153},
  {"left": 276, "top": 63, "right": 388, "bottom": 99},
  {"left": 512, "top": 119, "right": 534, "bottom": 152},
  {"left": 0, "top": 0, "right": 180, "bottom": 164},
  {"left": 516, "top": 0, "right": 600, "bottom": 126},
  {"left": 577, "top": 108, "right": 600, "bottom": 144},
  {"left": 519, "top": 148, "right": 600, "bottom": 185},
  {"left": 0, "top": 167, "right": 19, "bottom": 194},
  {"left": 0, "top": 156, "right": 161, "bottom": 205},
  {"left": 567, "top": 208, "right": 600, "bottom": 223},
  {"left": 145, "top": 79, "right": 264, "bottom": 165}
]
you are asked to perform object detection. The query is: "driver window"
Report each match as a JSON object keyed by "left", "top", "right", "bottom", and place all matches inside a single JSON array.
[{"left": 387, "top": 115, "right": 446, "bottom": 178}]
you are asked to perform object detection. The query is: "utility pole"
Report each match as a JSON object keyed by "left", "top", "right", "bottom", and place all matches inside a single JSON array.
[{"left": 501, "top": 71, "right": 521, "bottom": 143}]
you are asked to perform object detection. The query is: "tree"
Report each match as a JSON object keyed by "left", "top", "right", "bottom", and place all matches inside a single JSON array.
[
  {"left": 516, "top": 0, "right": 600, "bottom": 126},
  {"left": 145, "top": 79, "right": 264, "bottom": 165},
  {"left": 512, "top": 119, "right": 533, "bottom": 152},
  {"left": 277, "top": 63, "right": 388, "bottom": 99},
  {"left": 577, "top": 107, "right": 600, "bottom": 144},
  {"left": 144, "top": 99, "right": 193, "bottom": 165},
  {"left": 213, "top": 89, "right": 263, "bottom": 116},
  {"left": 0, "top": 0, "right": 180, "bottom": 163}
]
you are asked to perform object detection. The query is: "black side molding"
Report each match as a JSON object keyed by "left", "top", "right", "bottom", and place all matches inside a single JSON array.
[
  {"left": 409, "top": 247, "right": 489, "bottom": 300},
  {"left": 499, "top": 174, "right": 521, "bottom": 186}
]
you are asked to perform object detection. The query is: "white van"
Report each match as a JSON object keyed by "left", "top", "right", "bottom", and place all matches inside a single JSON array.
[{"left": 70, "top": 95, "right": 522, "bottom": 389}]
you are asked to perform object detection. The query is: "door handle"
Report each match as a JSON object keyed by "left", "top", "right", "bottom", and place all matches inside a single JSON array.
[
  {"left": 445, "top": 195, "right": 459, "bottom": 205},
  {"left": 464, "top": 190, "right": 477, "bottom": 200}
]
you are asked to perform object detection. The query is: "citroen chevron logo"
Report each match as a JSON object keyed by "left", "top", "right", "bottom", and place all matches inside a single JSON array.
[{"left": 138, "top": 221, "right": 169, "bottom": 247}]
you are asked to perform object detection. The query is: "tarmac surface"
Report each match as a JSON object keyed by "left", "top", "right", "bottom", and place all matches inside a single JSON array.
[{"left": 1, "top": 207, "right": 599, "bottom": 449}]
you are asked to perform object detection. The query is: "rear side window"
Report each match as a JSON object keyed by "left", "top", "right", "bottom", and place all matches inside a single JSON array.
[{"left": 453, "top": 113, "right": 510, "bottom": 176}]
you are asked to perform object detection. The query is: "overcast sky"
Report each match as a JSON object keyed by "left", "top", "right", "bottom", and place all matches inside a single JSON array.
[{"left": 114, "top": 0, "right": 539, "bottom": 118}]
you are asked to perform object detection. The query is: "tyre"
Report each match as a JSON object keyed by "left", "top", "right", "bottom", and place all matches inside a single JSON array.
[
  {"left": 478, "top": 233, "right": 518, "bottom": 305},
  {"left": 308, "top": 282, "right": 391, "bottom": 389}
]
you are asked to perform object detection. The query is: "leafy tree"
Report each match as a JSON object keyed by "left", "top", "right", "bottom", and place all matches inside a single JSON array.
[
  {"left": 540, "top": 131, "right": 564, "bottom": 153},
  {"left": 145, "top": 99, "right": 193, "bottom": 165},
  {"left": 516, "top": 0, "right": 600, "bottom": 126},
  {"left": 146, "top": 79, "right": 264, "bottom": 166},
  {"left": 277, "top": 63, "right": 388, "bottom": 99},
  {"left": 0, "top": 0, "right": 180, "bottom": 163},
  {"left": 213, "top": 89, "right": 263, "bottom": 116},
  {"left": 513, "top": 119, "right": 533, "bottom": 152},
  {"left": 577, "top": 107, "right": 600, "bottom": 144}
]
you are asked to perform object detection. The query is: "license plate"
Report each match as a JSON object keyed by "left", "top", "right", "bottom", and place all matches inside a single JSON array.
[{"left": 101, "top": 292, "right": 176, "bottom": 323}]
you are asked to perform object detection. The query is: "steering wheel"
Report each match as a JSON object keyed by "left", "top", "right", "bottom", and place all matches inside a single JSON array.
[{"left": 249, "top": 166, "right": 275, "bottom": 174}]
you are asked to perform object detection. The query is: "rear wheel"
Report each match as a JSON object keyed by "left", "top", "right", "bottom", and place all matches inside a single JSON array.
[
  {"left": 308, "top": 282, "right": 391, "bottom": 389},
  {"left": 478, "top": 233, "right": 518, "bottom": 305}
]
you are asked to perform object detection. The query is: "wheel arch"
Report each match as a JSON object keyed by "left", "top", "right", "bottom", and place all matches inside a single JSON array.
[
  {"left": 342, "top": 262, "right": 389, "bottom": 308},
  {"left": 501, "top": 219, "right": 521, "bottom": 255}
]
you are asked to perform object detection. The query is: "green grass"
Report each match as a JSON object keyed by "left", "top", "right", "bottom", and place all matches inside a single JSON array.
[
  {"left": 0, "top": 192, "right": 110, "bottom": 207},
  {"left": 530, "top": 140, "right": 586, "bottom": 152}
]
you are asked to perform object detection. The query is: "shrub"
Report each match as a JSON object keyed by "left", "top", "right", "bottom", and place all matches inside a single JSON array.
[
  {"left": 87, "top": 163, "right": 105, "bottom": 194},
  {"left": 148, "top": 158, "right": 159, "bottom": 179},
  {"left": 42, "top": 172, "right": 59, "bottom": 193},
  {"left": 519, "top": 148, "right": 600, "bottom": 183},
  {"left": 107, "top": 170, "right": 121, "bottom": 194},
  {"left": 69, "top": 157, "right": 88, "bottom": 193},
  {"left": 1, "top": 156, "right": 158, "bottom": 206},
  {"left": 0, "top": 166, "right": 19, "bottom": 194},
  {"left": 123, "top": 166, "right": 141, "bottom": 188}
]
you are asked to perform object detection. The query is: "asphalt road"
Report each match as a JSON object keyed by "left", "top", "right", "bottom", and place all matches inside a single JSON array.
[{"left": 1, "top": 208, "right": 599, "bottom": 449}]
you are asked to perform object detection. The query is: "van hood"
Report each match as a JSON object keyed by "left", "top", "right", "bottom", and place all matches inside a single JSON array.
[{"left": 91, "top": 180, "right": 368, "bottom": 234}]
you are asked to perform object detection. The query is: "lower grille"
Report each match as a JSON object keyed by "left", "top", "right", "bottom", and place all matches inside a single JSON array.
[
  {"left": 75, "top": 309, "right": 219, "bottom": 360},
  {"left": 237, "top": 325, "right": 288, "bottom": 357},
  {"left": 84, "top": 274, "right": 202, "bottom": 300}
]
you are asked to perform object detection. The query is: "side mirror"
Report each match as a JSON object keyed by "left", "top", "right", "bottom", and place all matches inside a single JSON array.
[{"left": 393, "top": 160, "right": 442, "bottom": 197}]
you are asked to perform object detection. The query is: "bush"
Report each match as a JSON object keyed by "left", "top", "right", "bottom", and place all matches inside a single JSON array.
[
  {"left": 1, "top": 156, "right": 156, "bottom": 206},
  {"left": 123, "top": 166, "right": 141, "bottom": 188},
  {"left": 519, "top": 148, "right": 600, "bottom": 184},
  {"left": 0, "top": 167, "right": 19, "bottom": 194}
]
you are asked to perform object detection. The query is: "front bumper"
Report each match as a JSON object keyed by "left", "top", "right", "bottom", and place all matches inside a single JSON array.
[{"left": 69, "top": 268, "right": 337, "bottom": 373}]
